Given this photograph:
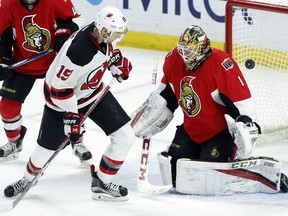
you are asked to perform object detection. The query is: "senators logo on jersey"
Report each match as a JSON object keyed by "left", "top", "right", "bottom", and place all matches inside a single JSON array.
[
  {"left": 22, "top": 15, "right": 51, "bottom": 52},
  {"left": 179, "top": 76, "right": 201, "bottom": 116}
]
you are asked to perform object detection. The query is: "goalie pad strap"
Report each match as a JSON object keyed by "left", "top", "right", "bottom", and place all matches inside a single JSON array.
[
  {"left": 175, "top": 157, "right": 281, "bottom": 195},
  {"left": 157, "top": 152, "right": 172, "bottom": 185}
]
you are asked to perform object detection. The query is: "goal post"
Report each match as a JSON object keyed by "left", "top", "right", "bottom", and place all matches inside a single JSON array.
[{"left": 225, "top": 0, "right": 288, "bottom": 138}]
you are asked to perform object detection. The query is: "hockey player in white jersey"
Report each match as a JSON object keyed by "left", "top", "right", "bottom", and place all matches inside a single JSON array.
[{"left": 4, "top": 6, "right": 135, "bottom": 201}]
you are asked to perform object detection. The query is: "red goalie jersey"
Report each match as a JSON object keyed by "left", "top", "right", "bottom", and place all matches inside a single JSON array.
[
  {"left": 0, "top": 0, "right": 82, "bottom": 76},
  {"left": 161, "top": 47, "right": 253, "bottom": 143}
]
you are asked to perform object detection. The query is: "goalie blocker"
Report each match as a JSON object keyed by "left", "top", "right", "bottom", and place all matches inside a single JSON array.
[
  {"left": 133, "top": 91, "right": 173, "bottom": 138},
  {"left": 158, "top": 152, "right": 288, "bottom": 195}
]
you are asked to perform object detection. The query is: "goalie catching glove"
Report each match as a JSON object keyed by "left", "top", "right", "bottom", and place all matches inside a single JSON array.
[
  {"left": 225, "top": 114, "right": 261, "bottom": 159},
  {"left": 109, "top": 49, "right": 132, "bottom": 82},
  {"left": 133, "top": 91, "right": 173, "bottom": 138}
]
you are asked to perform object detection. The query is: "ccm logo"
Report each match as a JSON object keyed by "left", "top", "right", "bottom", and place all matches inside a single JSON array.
[{"left": 231, "top": 160, "right": 258, "bottom": 168}]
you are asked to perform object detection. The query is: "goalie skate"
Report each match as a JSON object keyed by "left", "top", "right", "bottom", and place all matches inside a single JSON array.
[
  {"left": 91, "top": 167, "right": 128, "bottom": 201},
  {"left": 0, "top": 126, "right": 27, "bottom": 161},
  {"left": 4, "top": 177, "right": 36, "bottom": 198}
]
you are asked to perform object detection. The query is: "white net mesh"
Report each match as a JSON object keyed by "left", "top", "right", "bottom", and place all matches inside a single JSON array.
[{"left": 228, "top": 1, "right": 288, "bottom": 138}]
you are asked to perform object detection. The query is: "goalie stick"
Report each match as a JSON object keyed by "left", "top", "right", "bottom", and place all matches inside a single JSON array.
[
  {"left": 137, "top": 138, "right": 173, "bottom": 193},
  {"left": 134, "top": 59, "right": 172, "bottom": 193},
  {"left": 0, "top": 77, "right": 117, "bottom": 213}
]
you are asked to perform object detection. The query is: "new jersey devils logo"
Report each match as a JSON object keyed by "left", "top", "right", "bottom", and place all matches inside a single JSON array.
[
  {"left": 81, "top": 60, "right": 110, "bottom": 90},
  {"left": 22, "top": 15, "right": 51, "bottom": 52},
  {"left": 179, "top": 76, "right": 201, "bottom": 116}
]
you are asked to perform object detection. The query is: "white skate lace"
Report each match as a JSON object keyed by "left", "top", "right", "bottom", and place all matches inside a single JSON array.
[
  {"left": 1, "top": 142, "right": 17, "bottom": 154},
  {"left": 11, "top": 178, "right": 29, "bottom": 195},
  {"left": 105, "top": 183, "right": 120, "bottom": 193}
]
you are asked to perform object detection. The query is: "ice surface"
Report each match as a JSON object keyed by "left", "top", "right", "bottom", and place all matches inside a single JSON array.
[{"left": 0, "top": 47, "right": 287, "bottom": 216}]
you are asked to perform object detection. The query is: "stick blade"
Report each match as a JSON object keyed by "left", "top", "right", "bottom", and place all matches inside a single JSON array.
[{"left": 137, "top": 181, "right": 172, "bottom": 194}]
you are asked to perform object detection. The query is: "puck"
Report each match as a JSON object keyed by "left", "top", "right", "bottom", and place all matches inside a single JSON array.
[{"left": 245, "top": 59, "right": 255, "bottom": 69}]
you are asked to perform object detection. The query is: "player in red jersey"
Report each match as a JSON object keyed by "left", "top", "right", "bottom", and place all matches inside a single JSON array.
[
  {"left": 133, "top": 25, "right": 288, "bottom": 194},
  {"left": 0, "top": 0, "right": 92, "bottom": 162}
]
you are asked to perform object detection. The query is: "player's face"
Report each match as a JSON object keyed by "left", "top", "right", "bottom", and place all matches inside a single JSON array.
[{"left": 106, "top": 28, "right": 128, "bottom": 44}]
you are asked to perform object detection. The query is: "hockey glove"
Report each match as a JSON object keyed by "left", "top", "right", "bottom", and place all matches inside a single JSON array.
[
  {"left": 109, "top": 49, "right": 132, "bottom": 82},
  {"left": 236, "top": 115, "right": 261, "bottom": 134},
  {"left": 133, "top": 92, "right": 174, "bottom": 139},
  {"left": 225, "top": 114, "right": 261, "bottom": 159},
  {"left": 53, "top": 28, "right": 72, "bottom": 52},
  {"left": 63, "top": 112, "right": 81, "bottom": 144},
  {"left": 0, "top": 62, "right": 14, "bottom": 81}
]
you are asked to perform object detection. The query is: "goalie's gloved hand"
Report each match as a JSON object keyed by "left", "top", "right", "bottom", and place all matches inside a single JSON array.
[
  {"left": 236, "top": 115, "right": 261, "bottom": 134},
  {"left": 0, "top": 59, "right": 14, "bottom": 81},
  {"left": 225, "top": 114, "right": 260, "bottom": 159},
  {"left": 63, "top": 112, "right": 81, "bottom": 144},
  {"left": 109, "top": 49, "right": 132, "bottom": 82}
]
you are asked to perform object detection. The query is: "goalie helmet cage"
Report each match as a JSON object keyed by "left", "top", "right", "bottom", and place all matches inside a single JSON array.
[{"left": 225, "top": 0, "right": 288, "bottom": 141}]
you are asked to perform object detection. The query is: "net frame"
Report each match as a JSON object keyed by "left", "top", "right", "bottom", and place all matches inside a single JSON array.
[{"left": 225, "top": 0, "right": 288, "bottom": 142}]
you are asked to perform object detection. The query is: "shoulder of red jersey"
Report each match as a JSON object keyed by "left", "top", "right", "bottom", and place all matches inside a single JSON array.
[
  {"left": 52, "top": 0, "right": 81, "bottom": 19},
  {"left": 211, "top": 48, "right": 237, "bottom": 71},
  {"left": 0, "top": 0, "right": 17, "bottom": 35},
  {"left": 0, "top": 0, "right": 13, "bottom": 13},
  {"left": 164, "top": 47, "right": 178, "bottom": 61},
  {"left": 163, "top": 47, "right": 180, "bottom": 70}
]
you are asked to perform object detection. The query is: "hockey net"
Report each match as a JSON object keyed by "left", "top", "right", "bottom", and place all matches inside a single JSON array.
[{"left": 225, "top": 0, "right": 288, "bottom": 143}]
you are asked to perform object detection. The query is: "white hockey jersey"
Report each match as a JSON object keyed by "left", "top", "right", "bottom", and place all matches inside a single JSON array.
[{"left": 44, "top": 23, "right": 114, "bottom": 113}]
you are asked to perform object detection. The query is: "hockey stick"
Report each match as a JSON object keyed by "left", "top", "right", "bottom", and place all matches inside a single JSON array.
[
  {"left": 137, "top": 138, "right": 172, "bottom": 193},
  {"left": 134, "top": 59, "right": 172, "bottom": 193},
  {"left": 0, "top": 77, "right": 117, "bottom": 213},
  {"left": 8, "top": 49, "right": 54, "bottom": 69}
]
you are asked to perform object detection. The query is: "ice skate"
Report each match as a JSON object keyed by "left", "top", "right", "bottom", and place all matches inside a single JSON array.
[
  {"left": 72, "top": 142, "right": 92, "bottom": 165},
  {"left": 280, "top": 173, "right": 288, "bottom": 193},
  {"left": 4, "top": 177, "right": 36, "bottom": 198},
  {"left": 90, "top": 166, "right": 128, "bottom": 201},
  {"left": 0, "top": 126, "right": 27, "bottom": 161}
]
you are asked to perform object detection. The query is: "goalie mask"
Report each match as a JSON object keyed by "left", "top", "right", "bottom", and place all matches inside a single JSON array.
[
  {"left": 177, "top": 25, "right": 211, "bottom": 71},
  {"left": 94, "top": 6, "right": 128, "bottom": 44}
]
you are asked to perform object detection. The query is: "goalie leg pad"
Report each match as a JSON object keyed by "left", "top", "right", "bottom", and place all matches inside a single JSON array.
[
  {"left": 157, "top": 151, "right": 173, "bottom": 185},
  {"left": 175, "top": 157, "right": 281, "bottom": 195}
]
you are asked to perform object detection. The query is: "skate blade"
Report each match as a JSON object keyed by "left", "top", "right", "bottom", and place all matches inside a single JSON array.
[
  {"left": 0, "top": 152, "right": 20, "bottom": 162},
  {"left": 92, "top": 193, "right": 128, "bottom": 202}
]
